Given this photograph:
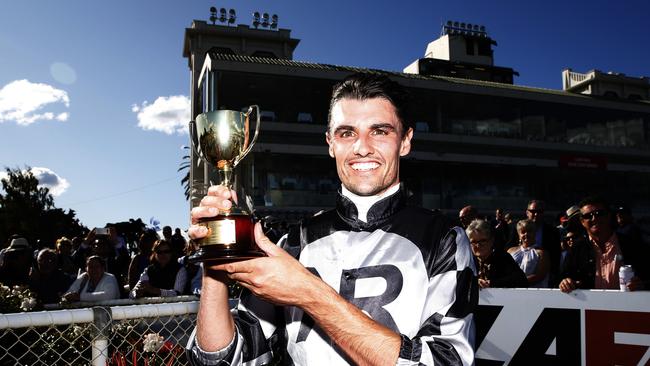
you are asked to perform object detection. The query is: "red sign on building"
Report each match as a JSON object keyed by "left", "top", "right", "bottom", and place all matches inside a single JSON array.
[{"left": 559, "top": 155, "right": 608, "bottom": 169}]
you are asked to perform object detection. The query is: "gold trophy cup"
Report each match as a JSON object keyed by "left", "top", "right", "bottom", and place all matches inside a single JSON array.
[{"left": 188, "top": 106, "right": 264, "bottom": 263}]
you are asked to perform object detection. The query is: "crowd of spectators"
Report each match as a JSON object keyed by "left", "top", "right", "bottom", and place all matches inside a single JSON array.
[
  {"left": 0, "top": 225, "right": 202, "bottom": 308},
  {"left": 1, "top": 196, "right": 649, "bottom": 310},
  {"left": 462, "top": 196, "right": 650, "bottom": 292}
]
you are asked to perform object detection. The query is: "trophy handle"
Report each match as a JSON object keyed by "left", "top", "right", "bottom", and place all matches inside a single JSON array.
[
  {"left": 234, "top": 105, "right": 261, "bottom": 167},
  {"left": 188, "top": 120, "right": 207, "bottom": 167}
]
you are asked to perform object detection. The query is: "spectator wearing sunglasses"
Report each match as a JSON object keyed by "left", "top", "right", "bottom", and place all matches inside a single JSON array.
[
  {"left": 559, "top": 196, "right": 649, "bottom": 293},
  {"left": 130, "top": 239, "right": 187, "bottom": 299},
  {"left": 524, "top": 200, "right": 561, "bottom": 287}
]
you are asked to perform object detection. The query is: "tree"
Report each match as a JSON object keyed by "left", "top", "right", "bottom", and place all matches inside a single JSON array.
[
  {"left": 178, "top": 146, "right": 191, "bottom": 200},
  {"left": 0, "top": 167, "right": 86, "bottom": 248}
]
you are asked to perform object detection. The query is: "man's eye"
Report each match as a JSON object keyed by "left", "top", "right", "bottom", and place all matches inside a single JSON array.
[
  {"left": 339, "top": 131, "right": 355, "bottom": 138},
  {"left": 372, "top": 129, "right": 388, "bottom": 136}
]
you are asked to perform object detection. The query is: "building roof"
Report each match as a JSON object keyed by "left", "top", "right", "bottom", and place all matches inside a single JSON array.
[{"left": 206, "top": 52, "right": 650, "bottom": 112}]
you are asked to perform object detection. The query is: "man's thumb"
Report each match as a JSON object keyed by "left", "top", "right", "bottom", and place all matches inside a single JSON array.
[{"left": 254, "top": 222, "right": 282, "bottom": 256}]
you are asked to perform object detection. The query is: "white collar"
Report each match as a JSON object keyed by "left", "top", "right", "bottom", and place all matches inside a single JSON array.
[{"left": 341, "top": 184, "right": 400, "bottom": 222}]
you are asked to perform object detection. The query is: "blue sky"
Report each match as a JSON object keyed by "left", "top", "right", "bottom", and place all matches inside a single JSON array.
[{"left": 1, "top": 0, "right": 649, "bottom": 231}]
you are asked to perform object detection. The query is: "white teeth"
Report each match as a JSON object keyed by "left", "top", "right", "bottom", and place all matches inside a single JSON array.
[{"left": 351, "top": 162, "right": 379, "bottom": 171}]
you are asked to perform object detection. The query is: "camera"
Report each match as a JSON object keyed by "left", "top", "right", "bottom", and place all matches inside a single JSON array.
[{"left": 95, "top": 227, "right": 110, "bottom": 236}]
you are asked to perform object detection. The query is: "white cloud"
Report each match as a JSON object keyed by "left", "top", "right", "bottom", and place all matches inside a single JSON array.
[
  {"left": 132, "top": 95, "right": 190, "bottom": 135},
  {"left": 56, "top": 112, "right": 69, "bottom": 121},
  {"left": 30, "top": 167, "right": 70, "bottom": 196},
  {"left": 0, "top": 167, "right": 70, "bottom": 197},
  {"left": 0, "top": 79, "right": 70, "bottom": 125}
]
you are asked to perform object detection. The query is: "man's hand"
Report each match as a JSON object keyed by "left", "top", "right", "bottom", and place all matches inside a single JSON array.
[
  {"left": 626, "top": 276, "right": 643, "bottom": 291},
  {"left": 188, "top": 185, "right": 237, "bottom": 240},
  {"left": 559, "top": 278, "right": 576, "bottom": 293},
  {"left": 478, "top": 278, "right": 491, "bottom": 288},
  {"left": 213, "top": 223, "right": 321, "bottom": 307}
]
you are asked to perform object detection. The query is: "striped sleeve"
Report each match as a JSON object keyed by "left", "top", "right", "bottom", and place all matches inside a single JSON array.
[
  {"left": 186, "top": 286, "right": 282, "bottom": 365},
  {"left": 397, "top": 226, "right": 478, "bottom": 366},
  {"left": 186, "top": 235, "right": 291, "bottom": 365}
]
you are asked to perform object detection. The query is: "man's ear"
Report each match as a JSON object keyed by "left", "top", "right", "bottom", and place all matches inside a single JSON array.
[
  {"left": 326, "top": 132, "right": 335, "bottom": 158},
  {"left": 399, "top": 127, "right": 414, "bottom": 157}
]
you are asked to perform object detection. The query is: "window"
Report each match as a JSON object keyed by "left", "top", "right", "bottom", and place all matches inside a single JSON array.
[
  {"left": 465, "top": 39, "right": 474, "bottom": 55},
  {"left": 477, "top": 40, "right": 492, "bottom": 56}
]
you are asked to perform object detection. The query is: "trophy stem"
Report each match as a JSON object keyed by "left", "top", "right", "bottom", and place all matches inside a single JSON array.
[{"left": 218, "top": 165, "right": 233, "bottom": 189}]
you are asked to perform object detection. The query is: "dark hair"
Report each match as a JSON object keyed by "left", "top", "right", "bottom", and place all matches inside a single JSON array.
[
  {"left": 86, "top": 255, "right": 105, "bottom": 269},
  {"left": 327, "top": 73, "right": 412, "bottom": 135},
  {"left": 527, "top": 199, "right": 545, "bottom": 210},
  {"left": 150, "top": 239, "right": 172, "bottom": 263},
  {"left": 138, "top": 230, "right": 158, "bottom": 253},
  {"left": 578, "top": 196, "right": 610, "bottom": 211}
]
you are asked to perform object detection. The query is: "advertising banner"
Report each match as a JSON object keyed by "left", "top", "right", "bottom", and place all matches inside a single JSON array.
[{"left": 476, "top": 288, "right": 650, "bottom": 366}]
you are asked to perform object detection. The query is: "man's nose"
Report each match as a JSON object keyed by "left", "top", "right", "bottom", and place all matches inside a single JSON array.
[{"left": 353, "top": 134, "right": 373, "bottom": 156}]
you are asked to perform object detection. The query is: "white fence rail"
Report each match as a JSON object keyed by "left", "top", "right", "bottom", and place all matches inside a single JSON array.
[
  {"left": 1, "top": 290, "right": 649, "bottom": 365},
  {"left": 0, "top": 297, "right": 199, "bottom": 366}
]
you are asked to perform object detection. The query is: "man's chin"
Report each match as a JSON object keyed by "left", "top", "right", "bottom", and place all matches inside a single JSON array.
[{"left": 344, "top": 183, "right": 383, "bottom": 197}]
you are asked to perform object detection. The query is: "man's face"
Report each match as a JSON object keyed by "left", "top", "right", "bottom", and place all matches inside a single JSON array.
[
  {"left": 459, "top": 208, "right": 475, "bottom": 229},
  {"left": 163, "top": 227, "right": 172, "bottom": 239},
  {"left": 37, "top": 252, "right": 56, "bottom": 274},
  {"left": 580, "top": 203, "right": 611, "bottom": 238},
  {"left": 326, "top": 97, "right": 412, "bottom": 197},
  {"left": 562, "top": 232, "right": 575, "bottom": 250},
  {"left": 616, "top": 212, "right": 632, "bottom": 227},
  {"left": 526, "top": 202, "right": 544, "bottom": 224}
]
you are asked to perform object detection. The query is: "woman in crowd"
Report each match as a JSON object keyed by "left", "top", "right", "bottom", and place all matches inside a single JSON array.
[
  {"left": 55, "top": 237, "right": 77, "bottom": 278},
  {"left": 62, "top": 255, "right": 120, "bottom": 302},
  {"left": 466, "top": 219, "right": 528, "bottom": 288},
  {"left": 508, "top": 219, "right": 550, "bottom": 287},
  {"left": 127, "top": 230, "right": 158, "bottom": 291},
  {"left": 130, "top": 239, "right": 187, "bottom": 298}
]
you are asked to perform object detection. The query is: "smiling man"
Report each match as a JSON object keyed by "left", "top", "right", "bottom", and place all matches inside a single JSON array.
[{"left": 186, "top": 73, "right": 477, "bottom": 366}]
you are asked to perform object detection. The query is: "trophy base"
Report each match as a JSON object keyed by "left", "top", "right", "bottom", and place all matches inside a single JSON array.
[
  {"left": 189, "top": 213, "right": 265, "bottom": 264},
  {"left": 188, "top": 246, "right": 265, "bottom": 264}
]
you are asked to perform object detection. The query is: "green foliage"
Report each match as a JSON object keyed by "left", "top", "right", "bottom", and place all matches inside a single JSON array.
[
  {"left": 178, "top": 146, "right": 191, "bottom": 201},
  {"left": 0, "top": 166, "right": 87, "bottom": 246}
]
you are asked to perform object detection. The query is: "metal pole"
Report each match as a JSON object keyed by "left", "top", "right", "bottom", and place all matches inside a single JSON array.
[{"left": 91, "top": 307, "right": 112, "bottom": 366}]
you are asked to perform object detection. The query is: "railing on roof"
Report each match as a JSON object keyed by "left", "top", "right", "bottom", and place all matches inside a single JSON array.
[{"left": 563, "top": 69, "right": 594, "bottom": 90}]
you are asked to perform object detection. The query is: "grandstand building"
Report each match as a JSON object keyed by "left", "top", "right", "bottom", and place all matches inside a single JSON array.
[{"left": 183, "top": 16, "right": 650, "bottom": 220}]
